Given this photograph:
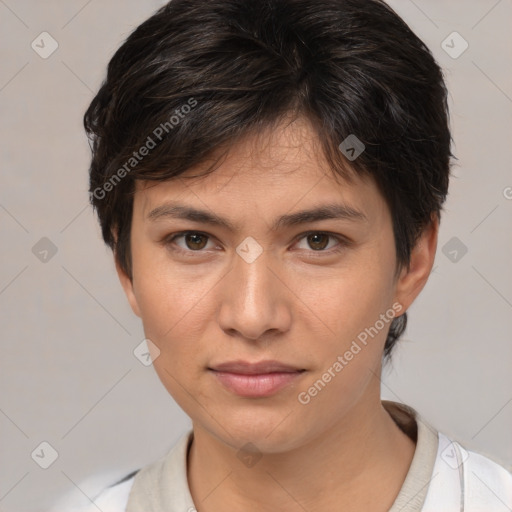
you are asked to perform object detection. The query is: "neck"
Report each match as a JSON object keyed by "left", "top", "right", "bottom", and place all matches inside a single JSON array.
[{"left": 187, "top": 397, "right": 416, "bottom": 512}]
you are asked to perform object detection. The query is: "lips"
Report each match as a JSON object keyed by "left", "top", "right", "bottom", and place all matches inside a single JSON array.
[
  {"left": 208, "top": 360, "right": 306, "bottom": 397},
  {"left": 208, "top": 359, "right": 305, "bottom": 374}
]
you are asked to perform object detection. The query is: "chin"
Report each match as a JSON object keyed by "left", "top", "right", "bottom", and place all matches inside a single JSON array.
[{"left": 206, "top": 409, "right": 307, "bottom": 453}]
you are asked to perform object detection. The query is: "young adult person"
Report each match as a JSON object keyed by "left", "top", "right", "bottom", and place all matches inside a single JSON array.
[{"left": 61, "top": 0, "right": 512, "bottom": 510}]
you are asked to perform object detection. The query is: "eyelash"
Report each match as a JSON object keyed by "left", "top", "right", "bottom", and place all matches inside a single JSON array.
[{"left": 162, "top": 230, "right": 351, "bottom": 257}]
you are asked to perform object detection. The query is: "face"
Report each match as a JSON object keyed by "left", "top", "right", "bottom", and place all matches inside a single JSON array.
[{"left": 117, "top": 116, "right": 436, "bottom": 454}]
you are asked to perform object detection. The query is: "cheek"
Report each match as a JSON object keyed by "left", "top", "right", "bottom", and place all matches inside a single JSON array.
[
  {"left": 135, "top": 268, "right": 211, "bottom": 410},
  {"left": 131, "top": 239, "right": 217, "bottom": 338},
  {"left": 303, "top": 252, "right": 396, "bottom": 343},
  {"left": 130, "top": 245, "right": 225, "bottom": 391},
  {"left": 135, "top": 273, "right": 212, "bottom": 369},
  {"left": 294, "top": 264, "right": 397, "bottom": 421}
]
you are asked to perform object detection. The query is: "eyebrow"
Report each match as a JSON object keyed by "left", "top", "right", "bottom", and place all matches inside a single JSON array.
[{"left": 147, "top": 201, "right": 367, "bottom": 231}]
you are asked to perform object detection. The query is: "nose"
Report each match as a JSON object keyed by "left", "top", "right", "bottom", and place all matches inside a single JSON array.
[{"left": 217, "top": 247, "right": 292, "bottom": 342}]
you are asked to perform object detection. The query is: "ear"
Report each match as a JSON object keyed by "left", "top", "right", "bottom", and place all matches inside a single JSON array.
[
  {"left": 394, "top": 216, "right": 439, "bottom": 314},
  {"left": 115, "top": 254, "right": 142, "bottom": 318}
]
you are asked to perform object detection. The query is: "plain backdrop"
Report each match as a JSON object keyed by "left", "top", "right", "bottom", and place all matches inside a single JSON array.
[{"left": 0, "top": 1, "right": 511, "bottom": 510}]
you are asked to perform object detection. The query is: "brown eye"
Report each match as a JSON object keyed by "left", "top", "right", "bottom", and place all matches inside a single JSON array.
[
  {"left": 164, "top": 231, "right": 214, "bottom": 253},
  {"left": 183, "top": 233, "right": 208, "bottom": 250},
  {"left": 306, "top": 233, "right": 330, "bottom": 251},
  {"left": 294, "top": 231, "right": 350, "bottom": 256}
]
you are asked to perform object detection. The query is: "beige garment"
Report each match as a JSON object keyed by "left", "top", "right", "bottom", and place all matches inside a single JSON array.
[{"left": 126, "top": 400, "right": 439, "bottom": 512}]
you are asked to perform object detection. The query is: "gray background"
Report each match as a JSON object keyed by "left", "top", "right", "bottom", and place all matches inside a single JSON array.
[{"left": 0, "top": 1, "right": 511, "bottom": 510}]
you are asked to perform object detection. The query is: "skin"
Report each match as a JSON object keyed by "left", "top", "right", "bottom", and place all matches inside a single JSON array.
[{"left": 116, "top": 115, "right": 438, "bottom": 512}]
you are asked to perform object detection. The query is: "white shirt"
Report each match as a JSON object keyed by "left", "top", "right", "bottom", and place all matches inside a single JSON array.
[{"left": 51, "top": 401, "right": 512, "bottom": 511}]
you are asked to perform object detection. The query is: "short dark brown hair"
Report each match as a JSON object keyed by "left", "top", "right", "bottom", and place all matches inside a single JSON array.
[{"left": 84, "top": 0, "right": 453, "bottom": 362}]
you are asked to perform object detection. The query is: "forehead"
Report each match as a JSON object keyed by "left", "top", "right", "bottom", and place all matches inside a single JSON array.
[
  {"left": 134, "top": 115, "right": 383, "bottom": 221},
  {"left": 144, "top": 115, "right": 341, "bottom": 186}
]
